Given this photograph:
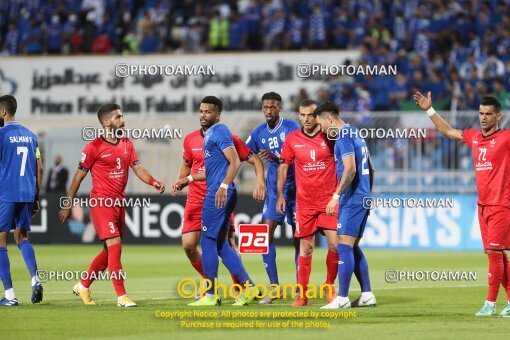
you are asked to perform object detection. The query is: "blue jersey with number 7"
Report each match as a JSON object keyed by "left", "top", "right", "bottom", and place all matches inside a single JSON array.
[
  {"left": 0, "top": 121, "right": 38, "bottom": 202},
  {"left": 334, "top": 124, "right": 371, "bottom": 206}
]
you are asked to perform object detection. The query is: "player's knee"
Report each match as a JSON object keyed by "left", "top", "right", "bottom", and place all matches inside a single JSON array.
[
  {"left": 327, "top": 243, "right": 337, "bottom": 253},
  {"left": 182, "top": 241, "right": 198, "bottom": 255},
  {"left": 301, "top": 245, "right": 314, "bottom": 257}
]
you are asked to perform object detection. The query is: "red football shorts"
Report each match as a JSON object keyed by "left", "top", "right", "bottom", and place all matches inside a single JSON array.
[
  {"left": 478, "top": 205, "right": 510, "bottom": 251},
  {"left": 90, "top": 205, "right": 125, "bottom": 241},
  {"left": 182, "top": 201, "right": 235, "bottom": 234},
  {"left": 294, "top": 208, "right": 337, "bottom": 238}
]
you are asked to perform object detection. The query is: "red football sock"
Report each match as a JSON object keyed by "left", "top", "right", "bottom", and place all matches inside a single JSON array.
[
  {"left": 326, "top": 250, "right": 339, "bottom": 285},
  {"left": 191, "top": 260, "right": 206, "bottom": 278},
  {"left": 231, "top": 273, "right": 241, "bottom": 291},
  {"left": 503, "top": 252, "right": 510, "bottom": 300},
  {"left": 107, "top": 243, "right": 126, "bottom": 297},
  {"left": 297, "top": 255, "right": 312, "bottom": 298},
  {"left": 487, "top": 252, "right": 504, "bottom": 302},
  {"left": 81, "top": 250, "right": 108, "bottom": 289}
]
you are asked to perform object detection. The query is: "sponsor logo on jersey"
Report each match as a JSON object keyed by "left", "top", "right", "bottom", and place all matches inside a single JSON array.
[
  {"left": 81, "top": 152, "right": 87, "bottom": 162},
  {"left": 293, "top": 144, "right": 304, "bottom": 148},
  {"left": 101, "top": 153, "right": 112, "bottom": 158},
  {"left": 262, "top": 138, "right": 266, "bottom": 144},
  {"left": 280, "top": 132, "right": 286, "bottom": 142},
  {"left": 192, "top": 148, "right": 202, "bottom": 151},
  {"left": 204, "top": 150, "right": 211, "bottom": 158}
]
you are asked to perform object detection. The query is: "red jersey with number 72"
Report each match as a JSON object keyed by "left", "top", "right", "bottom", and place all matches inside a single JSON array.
[
  {"left": 78, "top": 137, "right": 139, "bottom": 199},
  {"left": 280, "top": 128, "right": 337, "bottom": 209},
  {"left": 182, "top": 129, "right": 253, "bottom": 204},
  {"left": 462, "top": 129, "right": 510, "bottom": 207}
]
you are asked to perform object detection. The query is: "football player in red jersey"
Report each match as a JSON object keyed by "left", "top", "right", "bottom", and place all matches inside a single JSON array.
[
  {"left": 171, "top": 109, "right": 266, "bottom": 298},
  {"left": 276, "top": 99, "right": 339, "bottom": 307},
  {"left": 414, "top": 92, "right": 510, "bottom": 317},
  {"left": 59, "top": 104, "right": 165, "bottom": 307}
]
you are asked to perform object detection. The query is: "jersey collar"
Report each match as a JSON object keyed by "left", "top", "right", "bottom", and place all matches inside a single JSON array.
[
  {"left": 301, "top": 127, "right": 321, "bottom": 139},
  {"left": 100, "top": 136, "right": 120, "bottom": 146},
  {"left": 482, "top": 128, "right": 501, "bottom": 138},
  {"left": 267, "top": 117, "right": 283, "bottom": 133}
]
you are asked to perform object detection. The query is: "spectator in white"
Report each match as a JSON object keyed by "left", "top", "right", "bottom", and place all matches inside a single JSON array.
[
  {"left": 459, "top": 54, "right": 483, "bottom": 80},
  {"left": 183, "top": 18, "right": 204, "bottom": 52},
  {"left": 46, "top": 155, "right": 69, "bottom": 193},
  {"left": 82, "top": 0, "right": 104, "bottom": 27},
  {"left": 482, "top": 48, "right": 505, "bottom": 80},
  {"left": 3, "top": 24, "right": 19, "bottom": 55}
]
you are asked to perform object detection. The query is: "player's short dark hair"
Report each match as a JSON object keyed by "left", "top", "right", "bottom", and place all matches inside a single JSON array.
[
  {"left": 261, "top": 92, "right": 282, "bottom": 103},
  {"left": 299, "top": 99, "right": 317, "bottom": 107},
  {"left": 312, "top": 101, "right": 340, "bottom": 118},
  {"left": 97, "top": 103, "right": 121, "bottom": 123},
  {"left": 480, "top": 96, "right": 501, "bottom": 113},
  {"left": 201, "top": 96, "right": 222, "bottom": 112},
  {"left": 0, "top": 95, "right": 17, "bottom": 116}
]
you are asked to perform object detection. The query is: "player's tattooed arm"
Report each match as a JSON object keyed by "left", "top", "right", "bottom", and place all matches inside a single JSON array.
[
  {"left": 59, "top": 168, "right": 88, "bottom": 223},
  {"left": 368, "top": 154, "right": 375, "bottom": 191},
  {"left": 413, "top": 91, "right": 463, "bottom": 141},
  {"left": 327, "top": 155, "right": 356, "bottom": 215},
  {"left": 216, "top": 146, "right": 241, "bottom": 208},
  {"left": 246, "top": 153, "right": 266, "bottom": 202},
  {"left": 276, "top": 163, "right": 289, "bottom": 215},
  {"left": 132, "top": 164, "right": 165, "bottom": 193}
]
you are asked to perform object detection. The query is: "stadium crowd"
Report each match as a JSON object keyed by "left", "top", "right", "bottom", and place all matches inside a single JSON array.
[{"left": 0, "top": 0, "right": 509, "bottom": 111}]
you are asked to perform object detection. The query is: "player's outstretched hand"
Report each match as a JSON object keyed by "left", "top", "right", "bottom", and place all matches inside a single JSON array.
[
  {"left": 252, "top": 184, "right": 266, "bottom": 202},
  {"left": 59, "top": 208, "right": 71, "bottom": 223},
  {"left": 171, "top": 177, "right": 189, "bottom": 195},
  {"left": 32, "top": 200, "right": 40, "bottom": 217},
  {"left": 152, "top": 180, "right": 165, "bottom": 193},
  {"left": 258, "top": 150, "right": 276, "bottom": 163},
  {"left": 276, "top": 195, "right": 286, "bottom": 215},
  {"left": 413, "top": 91, "right": 432, "bottom": 110},
  {"left": 215, "top": 187, "right": 227, "bottom": 208},
  {"left": 326, "top": 198, "right": 338, "bottom": 216}
]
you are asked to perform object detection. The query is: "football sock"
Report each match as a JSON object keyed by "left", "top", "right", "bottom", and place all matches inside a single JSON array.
[
  {"left": 107, "top": 243, "right": 126, "bottom": 297},
  {"left": 191, "top": 260, "right": 206, "bottom": 278},
  {"left": 297, "top": 255, "right": 312, "bottom": 298},
  {"left": 200, "top": 236, "right": 219, "bottom": 294},
  {"left": 338, "top": 244, "right": 354, "bottom": 298},
  {"left": 353, "top": 246, "right": 372, "bottom": 293},
  {"left": 18, "top": 240, "right": 38, "bottom": 280},
  {"left": 503, "top": 252, "right": 510, "bottom": 300},
  {"left": 219, "top": 240, "right": 253, "bottom": 286},
  {"left": 326, "top": 249, "right": 339, "bottom": 285},
  {"left": 0, "top": 247, "right": 13, "bottom": 294},
  {"left": 81, "top": 250, "right": 108, "bottom": 289},
  {"left": 487, "top": 252, "right": 504, "bottom": 302},
  {"left": 262, "top": 243, "right": 279, "bottom": 285}
]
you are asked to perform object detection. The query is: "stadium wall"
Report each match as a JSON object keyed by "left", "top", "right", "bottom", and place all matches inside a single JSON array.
[{"left": 31, "top": 194, "right": 481, "bottom": 251}]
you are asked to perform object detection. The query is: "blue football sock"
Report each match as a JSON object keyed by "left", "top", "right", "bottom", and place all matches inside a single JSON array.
[
  {"left": 353, "top": 246, "right": 372, "bottom": 292},
  {"left": 219, "top": 240, "right": 253, "bottom": 286},
  {"left": 18, "top": 240, "right": 38, "bottom": 278},
  {"left": 200, "top": 236, "right": 219, "bottom": 294},
  {"left": 0, "top": 247, "right": 13, "bottom": 291},
  {"left": 337, "top": 244, "right": 354, "bottom": 298},
  {"left": 262, "top": 243, "right": 279, "bottom": 285}
]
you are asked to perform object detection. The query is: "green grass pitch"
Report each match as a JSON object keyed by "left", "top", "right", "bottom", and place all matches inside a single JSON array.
[{"left": 2, "top": 245, "right": 509, "bottom": 339}]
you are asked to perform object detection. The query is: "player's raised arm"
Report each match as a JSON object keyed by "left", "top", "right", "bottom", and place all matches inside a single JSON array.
[
  {"left": 327, "top": 154, "right": 357, "bottom": 215},
  {"left": 132, "top": 163, "right": 165, "bottom": 193},
  {"left": 58, "top": 168, "right": 88, "bottom": 223},
  {"left": 413, "top": 91, "right": 463, "bottom": 141},
  {"left": 215, "top": 146, "right": 241, "bottom": 208},
  {"left": 246, "top": 153, "right": 266, "bottom": 201}
]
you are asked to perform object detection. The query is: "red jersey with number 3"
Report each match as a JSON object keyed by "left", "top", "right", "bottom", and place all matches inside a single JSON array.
[
  {"left": 462, "top": 129, "right": 510, "bottom": 207},
  {"left": 79, "top": 137, "right": 139, "bottom": 198},
  {"left": 182, "top": 129, "right": 253, "bottom": 203},
  {"left": 280, "top": 128, "right": 337, "bottom": 209}
]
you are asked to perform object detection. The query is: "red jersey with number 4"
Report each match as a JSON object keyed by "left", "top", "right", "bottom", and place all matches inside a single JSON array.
[
  {"left": 280, "top": 128, "right": 337, "bottom": 209},
  {"left": 463, "top": 129, "right": 510, "bottom": 207},
  {"left": 79, "top": 137, "right": 139, "bottom": 198},
  {"left": 182, "top": 129, "right": 253, "bottom": 203}
]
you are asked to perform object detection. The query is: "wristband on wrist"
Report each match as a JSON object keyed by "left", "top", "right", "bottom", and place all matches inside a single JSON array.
[
  {"left": 187, "top": 174, "right": 194, "bottom": 183},
  {"left": 220, "top": 183, "right": 229, "bottom": 190},
  {"left": 426, "top": 106, "right": 436, "bottom": 117},
  {"left": 149, "top": 177, "right": 157, "bottom": 186},
  {"left": 332, "top": 194, "right": 340, "bottom": 200}
]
